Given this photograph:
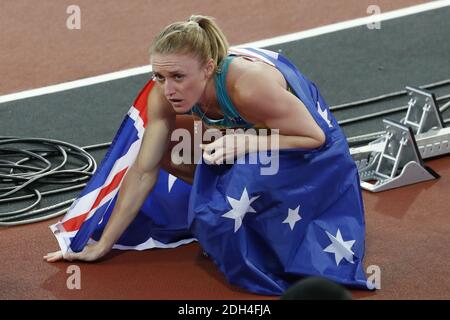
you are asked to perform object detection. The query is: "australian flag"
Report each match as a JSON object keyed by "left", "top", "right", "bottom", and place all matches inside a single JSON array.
[{"left": 50, "top": 47, "right": 368, "bottom": 295}]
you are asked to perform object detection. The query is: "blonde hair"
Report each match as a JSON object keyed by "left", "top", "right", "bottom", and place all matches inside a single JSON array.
[{"left": 149, "top": 15, "right": 229, "bottom": 72}]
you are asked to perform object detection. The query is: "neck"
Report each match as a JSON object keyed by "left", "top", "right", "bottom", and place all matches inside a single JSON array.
[
  {"left": 197, "top": 76, "right": 215, "bottom": 107},
  {"left": 197, "top": 76, "right": 222, "bottom": 118}
]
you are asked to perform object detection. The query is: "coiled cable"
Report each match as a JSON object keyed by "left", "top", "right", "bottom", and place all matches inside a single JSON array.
[{"left": 0, "top": 137, "right": 110, "bottom": 226}]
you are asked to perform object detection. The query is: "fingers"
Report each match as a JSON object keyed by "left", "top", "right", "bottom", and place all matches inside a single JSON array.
[
  {"left": 64, "top": 251, "right": 82, "bottom": 262},
  {"left": 202, "top": 149, "right": 214, "bottom": 164},
  {"left": 210, "top": 149, "right": 225, "bottom": 164},
  {"left": 201, "top": 136, "right": 241, "bottom": 165},
  {"left": 43, "top": 251, "right": 63, "bottom": 263},
  {"left": 200, "top": 137, "right": 224, "bottom": 154},
  {"left": 44, "top": 245, "right": 102, "bottom": 263},
  {"left": 200, "top": 141, "right": 226, "bottom": 165},
  {"left": 43, "top": 251, "right": 55, "bottom": 261},
  {"left": 200, "top": 143, "right": 215, "bottom": 164},
  {"left": 202, "top": 148, "right": 225, "bottom": 165},
  {"left": 199, "top": 143, "right": 214, "bottom": 155},
  {"left": 43, "top": 250, "right": 80, "bottom": 262}
]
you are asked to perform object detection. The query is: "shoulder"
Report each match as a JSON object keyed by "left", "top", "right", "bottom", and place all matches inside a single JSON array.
[
  {"left": 228, "top": 57, "right": 291, "bottom": 121},
  {"left": 228, "top": 56, "right": 287, "bottom": 94}
]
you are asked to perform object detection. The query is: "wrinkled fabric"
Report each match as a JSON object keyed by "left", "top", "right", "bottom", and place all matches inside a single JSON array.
[{"left": 50, "top": 47, "right": 368, "bottom": 295}]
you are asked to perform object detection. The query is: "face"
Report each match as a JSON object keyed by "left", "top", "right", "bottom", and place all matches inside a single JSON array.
[{"left": 151, "top": 53, "right": 214, "bottom": 113}]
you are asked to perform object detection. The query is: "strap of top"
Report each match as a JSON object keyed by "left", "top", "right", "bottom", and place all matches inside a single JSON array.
[
  {"left": 191, "top": 56, "right": 254, "bottom": 128},
  {"left": 215, "top": 56, "right": 253, "bottom": 125}
]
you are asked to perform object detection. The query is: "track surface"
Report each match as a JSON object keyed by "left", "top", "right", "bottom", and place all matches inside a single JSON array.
[{"left": 1, "top": 1, "right": 449, "bottom": 299}]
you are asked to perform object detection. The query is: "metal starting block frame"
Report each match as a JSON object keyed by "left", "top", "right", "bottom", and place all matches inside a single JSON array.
[{"left": 350, "top": 86, "right": 445, "bottom": 192}]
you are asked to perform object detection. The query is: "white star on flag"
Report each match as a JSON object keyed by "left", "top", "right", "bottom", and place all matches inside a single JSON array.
[
  {"left": 283, "top": 205, "right": 302, "bottom": 230},
  {"left": 323, "top": 229, "right": 356, "bottom": 266},
  {"left": 168, "top": 174, "right": 177, "bottom": 192},
  {"left": 317, "top": 101, "right": 333, "bottom": 128},
  {"left": 222, "top": 187, "right": 260, "bottom": 232}
]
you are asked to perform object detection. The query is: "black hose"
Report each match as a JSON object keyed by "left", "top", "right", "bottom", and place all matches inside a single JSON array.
[{"left": 0, "top": 136, "right": 110, "bottom": 226}]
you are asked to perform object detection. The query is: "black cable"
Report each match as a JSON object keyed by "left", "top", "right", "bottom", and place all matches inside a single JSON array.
[{"left": 0, "top": 136, "right": 106, "bottom": 226}]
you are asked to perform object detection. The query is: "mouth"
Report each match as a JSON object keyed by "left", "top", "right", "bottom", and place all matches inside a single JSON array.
[{"left": 169, "top": 98, "right": 184, "bottom": 105}]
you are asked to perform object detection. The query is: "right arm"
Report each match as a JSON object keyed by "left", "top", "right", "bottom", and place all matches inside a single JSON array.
[{"left": 44, "top": 85, "right": 175, "bottom": 262}]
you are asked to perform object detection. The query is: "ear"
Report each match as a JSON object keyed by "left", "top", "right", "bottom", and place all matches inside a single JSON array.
[{"left": 204, "top": 58, "right": 215, "bottom": 78}]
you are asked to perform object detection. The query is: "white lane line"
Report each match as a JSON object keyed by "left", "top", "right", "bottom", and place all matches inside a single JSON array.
[
  {"left": 1, "top": 0, "right": 449, "bottom": 104},
  {"left": 0, "top": 65, "right": 152, "bottom": 104},
  {"left": 237, "top": 0, "right": 450, "bottom": 48}
]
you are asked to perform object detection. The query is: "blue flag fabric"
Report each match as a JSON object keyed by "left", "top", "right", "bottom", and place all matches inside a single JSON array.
[{"left": 50, "top": 47, "right": 368, "bottom": 295}]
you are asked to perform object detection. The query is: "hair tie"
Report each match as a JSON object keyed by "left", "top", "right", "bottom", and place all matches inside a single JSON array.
[{"left": 187, "top": 20, "right": 200, "bottom": 27}]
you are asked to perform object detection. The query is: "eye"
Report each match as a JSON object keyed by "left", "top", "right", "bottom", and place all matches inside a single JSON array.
[
  {"left": 153, "top": 73, "right": 165, "bottom": 82},
  {"left": 174, "top": 74, "right": 185, "bottom": 81}
]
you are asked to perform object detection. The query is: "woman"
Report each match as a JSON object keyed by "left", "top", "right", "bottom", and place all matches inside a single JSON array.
[{"left": 45, "top": 15, "right": 368, "bottom": 295}]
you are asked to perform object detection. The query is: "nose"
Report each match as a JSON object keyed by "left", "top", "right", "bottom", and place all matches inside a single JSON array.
[{"left": 164, "top": 80, "right": 176, "bottom": 97}]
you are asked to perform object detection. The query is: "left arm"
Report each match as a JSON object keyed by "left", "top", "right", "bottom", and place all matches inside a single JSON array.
[{"left": 201, "top": 68, "right": 326, "bottom": 164}]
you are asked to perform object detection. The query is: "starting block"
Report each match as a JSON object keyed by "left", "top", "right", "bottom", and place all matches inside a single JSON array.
[
  {"left": 402, "top": 86, "right": 450, "bottom": 159},
  {"left": 350, "top": 86, "right": 445, "bottom": 192}
]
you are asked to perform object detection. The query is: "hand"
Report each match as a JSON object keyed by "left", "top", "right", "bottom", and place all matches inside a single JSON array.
[
  {"left": 44, "top": 243, "right": 108, "bottom": 263},
  {"left": 200, "top": 133, "right": 256, "bottom": 165}
]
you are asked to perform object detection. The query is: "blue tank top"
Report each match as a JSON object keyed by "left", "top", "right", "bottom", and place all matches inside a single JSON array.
[{"left": 191, "top": 56, "right": 255, "bottom": 129}]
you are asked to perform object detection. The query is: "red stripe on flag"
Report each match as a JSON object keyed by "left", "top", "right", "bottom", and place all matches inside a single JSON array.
[
  {"left": 134, "top": 79, "right": 155, "bottom": 127},
  {"left": 62, "top": 167, "right": 128, "bottom": 232}
]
